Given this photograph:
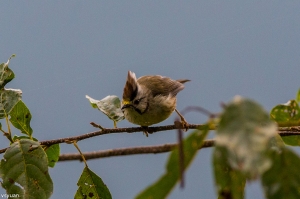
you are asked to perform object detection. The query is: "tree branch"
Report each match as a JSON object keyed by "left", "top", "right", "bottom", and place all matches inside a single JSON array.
[
  {"left": 0, "top": 123, "right": 207, "bottom": 154},
  {"left": 57, "top": 130, "right": 300, "bottom": 162},
  {"left": 58, "top": 139, "right": 216, "bottom": 161},
  {"left": 1, "top": 124, "right": 300, "bottom": 157}
]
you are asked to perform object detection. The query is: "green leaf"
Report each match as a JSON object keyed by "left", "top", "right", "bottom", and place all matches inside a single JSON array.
[
  {"left": 12, "top": 135, "right": 38, "bottom": 142},
  {"left": 44, "top": 144, "right": 60, "bottom": 168},
  {"left": 135, "top": 126, "right": 210, "bottom": 199},
  {"left": 75, "top": 167, "right": 112, "bottom": 199},
  {"left": 262, "top": 147, "right": 300, "bottom": 198},
  {"left": 213, "top": 146, "right": 246, "bottom": 199},
  {"left": 296, "top": 88, "right": 300, "bottom": 103},
  {"left": 9, "top": 100, "right": 33, "bottom": 137},
  {"left": 216, "top": 96, "right": 277, "bottom": 179},
  {"left": 269, "top": 133, "right": 285, "bottom": 149},
  {"left": 0, "top": 139, "right": 53, "bottom": 198},
  {"left": 270, "top": 100, "right": 300, "bottom": 126},
  {"left": 282, "top": 135, "right": 300, "bottom": 146},
  {"left": 86, "top": 95, "right": 124, "bottom": 127},
  {"left": 0, "top": 89, "right": 22, "bottom": 119},
  {"left": 0, "top": 55, "right": 16, "bottom": 89}
]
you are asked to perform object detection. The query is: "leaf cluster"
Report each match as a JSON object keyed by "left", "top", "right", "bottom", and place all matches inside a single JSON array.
[
  {"left": 134, "top": 94, "right": 300, "bottom": 199},
  {"left": 0, "top": 56, "right": 112, "bottom": 199}
]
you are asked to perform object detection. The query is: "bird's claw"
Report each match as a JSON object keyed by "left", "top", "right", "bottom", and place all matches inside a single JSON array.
[
  {"left": 174, "top": 119, "right": 189, "bottom": 131},
  {"left": 143, "top": 131, "right": 149, "bottom": 137},
  {"left": 141, "top": 126, "right": 152, "bottom": 137},
  {"left": 181, "top": 118, "right": 189, "bottom": 132},
  {"left": 175, "top": 109, "right": 189, "bottom": 131}
]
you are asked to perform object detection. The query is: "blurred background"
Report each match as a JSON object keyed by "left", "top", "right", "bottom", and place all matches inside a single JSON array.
[{"left": 1, "top": 1, "right": 300, "bottom": 198}]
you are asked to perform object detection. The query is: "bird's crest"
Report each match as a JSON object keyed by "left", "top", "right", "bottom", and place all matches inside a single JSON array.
[{"left": 123, "top": 71, "right": 138, "bottom": 102}]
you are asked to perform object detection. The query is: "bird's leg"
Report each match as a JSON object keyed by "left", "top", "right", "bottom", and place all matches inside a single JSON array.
[
  {"left": 175, "top": 109, "right": 189, "bottom": 131},
  {"left": 141, "top": 126, "right": 149, "bottom": 137}
]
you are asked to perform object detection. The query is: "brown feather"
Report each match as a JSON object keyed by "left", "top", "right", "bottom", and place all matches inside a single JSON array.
[
  {"left": 137, "top": 75, "right": 189, "bottom": 97},
  {"left": 123, "top": 71, "right": 138, "bottom": 101},
  {"left": 176, "top": 79, "right": 190, "bottom": 84}
]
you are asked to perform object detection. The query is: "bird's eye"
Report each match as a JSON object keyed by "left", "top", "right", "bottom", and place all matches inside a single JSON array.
[{"left": 133, "top": 99, "right": 140, "bottom": 105}]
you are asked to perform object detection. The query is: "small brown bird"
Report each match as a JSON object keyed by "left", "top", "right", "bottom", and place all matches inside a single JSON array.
[{"left": 121, "top": 71, "right": 189, "bottom": 135}]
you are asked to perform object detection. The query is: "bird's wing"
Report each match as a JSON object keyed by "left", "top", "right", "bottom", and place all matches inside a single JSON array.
[{"left": 137, "top": 75, "right": 188, "bottom": 97}]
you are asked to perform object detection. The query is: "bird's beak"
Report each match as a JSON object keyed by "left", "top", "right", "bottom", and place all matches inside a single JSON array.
[
  {"left": 121, "top": 100, "right": 131, "bottom": 110},
  {"left": 121, "top": 104, "right": 130, "bottom": 110}
]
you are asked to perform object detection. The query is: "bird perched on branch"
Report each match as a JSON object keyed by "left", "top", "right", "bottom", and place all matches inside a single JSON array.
[{"left": 121, "top": 71, "right": 189, "bottom": 136}]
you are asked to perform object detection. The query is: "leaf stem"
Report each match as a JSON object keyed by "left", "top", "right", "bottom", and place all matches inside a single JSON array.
[
  {"left": 73, "top": 141, "right": 88, "bottom": 167},
  {"left": 4, "top": 115, "right": 13, "bottom": 143}
]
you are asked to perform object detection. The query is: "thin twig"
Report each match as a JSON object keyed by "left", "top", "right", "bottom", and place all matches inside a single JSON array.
[
  {"left": 56, "top": 130, "right": 300, "bottom": 162},
  {"left": 178, "top": 127, "right": 184, "bottom": 188},
  {"left": 58, "top": 139, "right": 215, "bottom": 161}
]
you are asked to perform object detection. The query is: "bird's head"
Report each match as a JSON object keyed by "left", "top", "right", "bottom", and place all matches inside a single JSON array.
[{"left": 122, "top": 71, "right": 148, "bottom": 114}]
